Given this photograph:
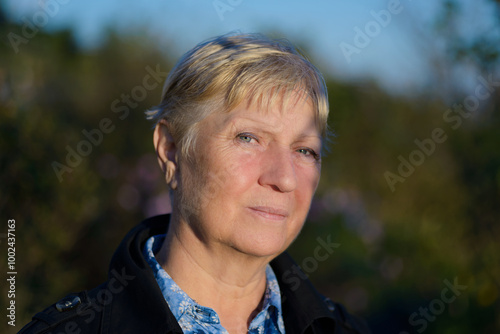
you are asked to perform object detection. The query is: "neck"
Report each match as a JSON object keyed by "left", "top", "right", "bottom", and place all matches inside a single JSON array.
[{"left": 156, "top": 218, "right": 270, "bottom": 332}]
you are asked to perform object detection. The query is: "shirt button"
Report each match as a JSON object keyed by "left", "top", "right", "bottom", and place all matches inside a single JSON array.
[
  {"left": 324, "top": 297, "right": 336, "bottom": 312},
  {"left": 55, "top": 295, "right": 82, "bottom": 312}
]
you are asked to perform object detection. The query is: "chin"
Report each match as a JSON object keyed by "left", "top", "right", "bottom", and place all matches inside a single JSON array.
[{"left": 232, "top": 230, "right": 292, "bottom": 259}]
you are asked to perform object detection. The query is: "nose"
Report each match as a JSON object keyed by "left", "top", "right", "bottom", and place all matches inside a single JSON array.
[{"left": 259, "top": 144, "right": 297, "bottom": 193}]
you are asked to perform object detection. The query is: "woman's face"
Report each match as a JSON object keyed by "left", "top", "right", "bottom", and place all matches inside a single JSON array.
[{"left": 177, "top": 95, "right": 322, "bottom": 259}]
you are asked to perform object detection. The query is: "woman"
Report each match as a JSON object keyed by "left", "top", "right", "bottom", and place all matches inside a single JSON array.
[{"left": 20, "top": 33, "right": 370, "bottom": 334}]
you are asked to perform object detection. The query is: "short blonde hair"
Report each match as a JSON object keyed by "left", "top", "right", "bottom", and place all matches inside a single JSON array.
[{"left": 146, "top": 33, "right": 329, "bottom": 158}]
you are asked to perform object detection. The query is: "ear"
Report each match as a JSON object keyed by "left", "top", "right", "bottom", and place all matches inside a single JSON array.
[{"left": 153, "top": 120, "right": 178, "bottom": 189}]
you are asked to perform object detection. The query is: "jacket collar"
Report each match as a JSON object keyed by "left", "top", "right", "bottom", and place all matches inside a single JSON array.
[
  {"left": 105, "top": 214, "right": 180, "bottom": 333},
  {"left": 105, "top": 214, "right": 337, "bottom": 333},
  {"left": 271, "top": 252, "right": 337, "bottom": 333}
]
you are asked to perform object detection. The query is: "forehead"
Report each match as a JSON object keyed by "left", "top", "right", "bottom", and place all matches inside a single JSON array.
[{"left": 220, "top": 94, "right": 320, "bottom": 137}]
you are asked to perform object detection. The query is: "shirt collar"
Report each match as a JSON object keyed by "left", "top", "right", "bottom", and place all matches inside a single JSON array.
[{"left": 250, "top": 265, "right": 285, "bottom": 332}]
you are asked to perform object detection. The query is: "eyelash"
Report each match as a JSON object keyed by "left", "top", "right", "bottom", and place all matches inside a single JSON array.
[
  {"left": 297, "top": 148, "right": 320, "bottom": 161},
  {"left": 236, "top": 133, "right": 320, "bottom": 161},
  {"left": 237, "top": 133, "right": 257, "bottom": 143}
]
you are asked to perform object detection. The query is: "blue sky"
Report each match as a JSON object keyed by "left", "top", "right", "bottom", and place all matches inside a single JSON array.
[{"left": 3, "top": 0, "right": 494, "bottom": 94}]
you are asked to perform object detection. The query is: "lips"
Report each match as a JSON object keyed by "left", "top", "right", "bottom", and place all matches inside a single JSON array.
[{"left": 248, "top": 206, "right": 289, "bottom": 221}]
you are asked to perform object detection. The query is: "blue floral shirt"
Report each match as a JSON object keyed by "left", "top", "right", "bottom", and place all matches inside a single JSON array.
[{"left": 143, "top": 235, "right": 286, "bottom": 333}]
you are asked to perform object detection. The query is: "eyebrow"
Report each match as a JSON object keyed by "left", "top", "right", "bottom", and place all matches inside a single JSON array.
[{"left": 228, "top": 116, "right": 322, "bottom": 141}]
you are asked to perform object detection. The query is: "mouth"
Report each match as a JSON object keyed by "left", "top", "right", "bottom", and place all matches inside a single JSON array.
[{"left": 248, "top": 206, "right": 289, "bottom": 221}]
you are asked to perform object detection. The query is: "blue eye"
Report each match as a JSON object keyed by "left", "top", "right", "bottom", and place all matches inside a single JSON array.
[
  {"left": 237, "top": 133, "right": 255, "bottom": 143},
  {"left": 239, "top": 135, "right": 252, "bottom": 142}
]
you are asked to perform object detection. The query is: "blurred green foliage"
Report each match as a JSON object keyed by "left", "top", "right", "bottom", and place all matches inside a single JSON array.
[{"left": 1, "top": 2, "right": 499, "bottom": 333}]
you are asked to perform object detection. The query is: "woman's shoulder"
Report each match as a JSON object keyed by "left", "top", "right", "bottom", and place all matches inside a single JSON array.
[{"left": 18, "top": 283, "right": 107, "bottom": 334}]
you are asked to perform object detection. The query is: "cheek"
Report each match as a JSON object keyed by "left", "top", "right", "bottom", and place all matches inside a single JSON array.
[
  {"left": 175, "top": 162, "right": 205, "bottom": 220},
  {"left": 185, "top": 149, "right": 258, "bottom": 213},
  {"left": 295, "top": 165, "right": 321, "bottom": 206},
  {"left": 215, "top": 150, "right": 260, "bottom": 189},
  {"left": 298, "top": 161, "right": 321, "bottom": 188}
]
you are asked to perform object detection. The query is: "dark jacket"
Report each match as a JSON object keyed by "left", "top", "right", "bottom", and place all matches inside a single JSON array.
[{"left": 19, "top": 215, "right": 371, "bottom": 334}]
